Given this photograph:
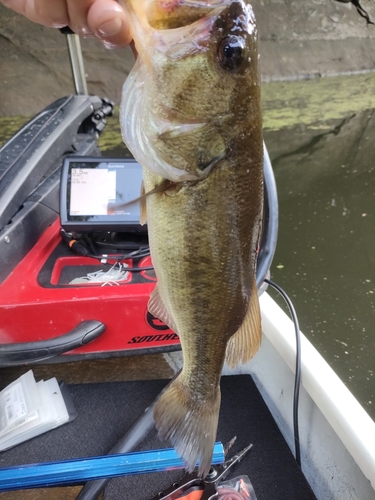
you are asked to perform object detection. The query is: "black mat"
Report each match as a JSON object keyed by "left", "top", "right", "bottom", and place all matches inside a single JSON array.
[{"left": 0, "top": 376, "right": 316, "bottom": 500}]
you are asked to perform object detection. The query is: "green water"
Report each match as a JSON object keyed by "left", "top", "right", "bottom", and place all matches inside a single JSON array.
[
  {"left": 0, "top": 115, "right": 30, "bottom": 145},
  {"left": 263, "top": 74, "right": 375, "bottom": 418},
  {"left": 267, "top": 116, "right": 375, "bottom": 417},
  {"left": 1, "top": 73, "right": 375, "bottom": 419}
]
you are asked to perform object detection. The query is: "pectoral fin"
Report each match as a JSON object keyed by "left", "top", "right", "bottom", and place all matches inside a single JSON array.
[
  {"left": 148, "top": 284, "right": 179, "bottom": 334},
  {"left": 115, "top": 178, "right": 175, "bottom": 213},
  {"left": 225, "top": 281, "right": 262, "bottom": 368},
  {"left": 140, "top": 181, "right": 147, "bottom": 226}
]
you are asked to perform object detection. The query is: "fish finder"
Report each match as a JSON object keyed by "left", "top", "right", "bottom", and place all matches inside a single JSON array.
[{"left": 60, "top": 156, "right": 145, "bottom": 232}]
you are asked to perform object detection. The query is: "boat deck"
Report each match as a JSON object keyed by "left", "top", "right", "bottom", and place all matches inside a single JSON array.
[{"left": 0, "top": 355, "right": 316, "bottom": 500}]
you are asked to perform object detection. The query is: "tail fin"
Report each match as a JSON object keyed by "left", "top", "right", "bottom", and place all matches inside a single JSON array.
[{"left": 153, "top": 374, "right": 220, "bottom": 477}]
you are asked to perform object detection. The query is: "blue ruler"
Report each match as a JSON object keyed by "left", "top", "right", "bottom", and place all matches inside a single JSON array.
[{"left": 0, "top": 442, "right": 224, "bottom": 491}]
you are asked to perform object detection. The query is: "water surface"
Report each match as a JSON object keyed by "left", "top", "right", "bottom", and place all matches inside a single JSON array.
[{"left": 263, "top": 74, "right": 375, "bottom": 419}]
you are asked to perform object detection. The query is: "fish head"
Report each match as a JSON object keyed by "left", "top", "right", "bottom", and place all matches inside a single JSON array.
[{"left": 121, "top": 0, "right": 261, "bottom": 182}]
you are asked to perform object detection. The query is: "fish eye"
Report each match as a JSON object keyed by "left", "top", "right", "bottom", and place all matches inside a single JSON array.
[{"left": 217, "top": 35, "right": 246, "bottom": 70}]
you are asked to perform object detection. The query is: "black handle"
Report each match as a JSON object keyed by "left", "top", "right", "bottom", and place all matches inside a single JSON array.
[
  {"left": 0, "top": 320, "right": 105, "bottom": 367},
  {"left": 60, "top": 26, "right": 75, "bottom": 35}
]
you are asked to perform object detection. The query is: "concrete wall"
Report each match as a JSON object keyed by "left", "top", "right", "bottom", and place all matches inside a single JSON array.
[
  {"left": 1, "top": 0, "right": 375, "bottom": 116},
  {"left": 256, "top": 0, "right": 375, "bottom": 81}
]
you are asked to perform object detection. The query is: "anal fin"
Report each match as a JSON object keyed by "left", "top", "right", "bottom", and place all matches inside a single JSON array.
[
  {"left": 148, "top": 284, "right": 179, "bottom": 334},
  {"left": 225, "top": 281, "right": 262, "bottom": 368}
]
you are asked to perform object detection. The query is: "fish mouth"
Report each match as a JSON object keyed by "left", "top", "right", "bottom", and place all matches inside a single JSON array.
[
  {"left": 125, "top": 1, "right": 232, "bottom": 61},
  {"left": 146, "top": 1, "right": 231, "bottom": 30}
]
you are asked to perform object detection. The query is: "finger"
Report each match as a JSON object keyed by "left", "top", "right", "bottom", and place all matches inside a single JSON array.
[
  {"left": 87, "top": 0, "right": 132, "bottom": 49},
  {"left": 1, "top": 0, "right": 69, "bottom": 27},
  {"left": 0, "top": 0, "right": 28, "bottom": 16},
  {"left": 66, "top": 0, "right": 95, "bottom": 35}
]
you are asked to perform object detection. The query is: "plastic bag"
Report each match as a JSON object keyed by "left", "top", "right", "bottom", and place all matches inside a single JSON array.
[{"left": 217, "top": 475, "right": 257, "bottom": 500}]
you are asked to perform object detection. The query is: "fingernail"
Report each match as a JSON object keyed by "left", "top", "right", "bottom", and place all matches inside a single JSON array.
[
  {"left": 80, "top": 26, "right": 93, "bottom": 36},
  {"left": 101, "top": 40, "right": 119, "bottom": 50},
  {"left": 51, "top": 22, "right": 68, "bottom": 28},
  {"left": 71, "top": 25, "right": 93, "bottom": 36},
  {"left": 97, "top": 18, "right": 123, "bottom": 37}
]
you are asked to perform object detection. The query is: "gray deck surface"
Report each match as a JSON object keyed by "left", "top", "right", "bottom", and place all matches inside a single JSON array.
[{"left": 0, "top": 375, "right": 316, "bottom": 500}]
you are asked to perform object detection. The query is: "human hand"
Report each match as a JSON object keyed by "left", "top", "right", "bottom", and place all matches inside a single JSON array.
[{"left": 0, "top": 0, "right": 132, "bottom": 49}]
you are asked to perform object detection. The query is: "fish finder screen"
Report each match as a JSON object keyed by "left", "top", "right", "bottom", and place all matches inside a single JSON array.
[
  {"left": 70, "top": 168, "right": 116, "bottom": 215},
  {"left": 70, "top": 168, "right": 117, "bottom": 216},
  {"left": 60, "top": 158, "right": 144, "bottom": 232}
]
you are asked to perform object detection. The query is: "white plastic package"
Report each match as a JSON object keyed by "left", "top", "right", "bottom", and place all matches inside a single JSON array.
[{"left": 0, "top": 370, "right": 76, "bottom": 451}]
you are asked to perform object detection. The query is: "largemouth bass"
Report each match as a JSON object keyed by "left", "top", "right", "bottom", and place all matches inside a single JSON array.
[{"left": 120, "top": 0, "right": 263, "bottom": 477}]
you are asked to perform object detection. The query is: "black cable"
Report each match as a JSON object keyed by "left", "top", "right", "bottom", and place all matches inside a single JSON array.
[
  {"left": 108, "top": 266, "right": 154, "bottom": 272},
  {"left": 90, "top": 237, "right": 149, "bottom": 252},
  {"left": 82, "top": 233, "right": 100, "bottom": 256},
  {"left": 89, "top": 249, "right": 151, "bottom": 262},
  {"left": 60, "top": 229, "right": 153, "bottom": 270},
  {"left": 264, "top": 278, "right": 302, "bottom": 467}
]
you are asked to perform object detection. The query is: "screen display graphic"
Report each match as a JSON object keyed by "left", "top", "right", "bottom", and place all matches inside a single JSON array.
[{"left": 70, "top": 168, "right": 116, "bottom": 216}]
